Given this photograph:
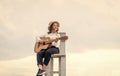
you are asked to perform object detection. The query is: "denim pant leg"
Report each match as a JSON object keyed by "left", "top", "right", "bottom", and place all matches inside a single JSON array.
[
  {"left": 37, "top": 49, "right": 45, "bottom": 65},
  {"left": 43, "top": 47, "right": 59, "bottom": 66}
]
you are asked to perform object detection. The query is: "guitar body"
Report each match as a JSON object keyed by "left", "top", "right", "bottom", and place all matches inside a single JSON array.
[{"left": 34, "top": 37, "right": 52, "bottom": 53}]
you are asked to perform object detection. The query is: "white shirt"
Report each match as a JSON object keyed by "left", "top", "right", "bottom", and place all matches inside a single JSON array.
[{"left": 36, "top": 33, "right": 60, "bottom": 48}]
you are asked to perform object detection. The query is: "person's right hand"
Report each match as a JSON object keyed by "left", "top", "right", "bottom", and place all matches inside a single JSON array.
[
  {"left": 54, "top": 38, "right": 59, "bottom": 43},
  {"left": 39, "top": 40, "right": 44, "bottom": 43}
]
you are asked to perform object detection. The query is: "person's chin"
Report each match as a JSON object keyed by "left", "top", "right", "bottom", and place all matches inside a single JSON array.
[{"left": 54, "top": 29, "right": 57, "bottom": 31}]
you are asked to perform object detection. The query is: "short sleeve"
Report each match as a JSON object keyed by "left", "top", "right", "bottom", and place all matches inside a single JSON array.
[{"left": 35, "top": 34, "right": 46, "bottom": 42}]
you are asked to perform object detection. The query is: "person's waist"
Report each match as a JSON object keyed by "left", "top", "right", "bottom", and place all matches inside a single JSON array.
[
  {"left": 51, "top": 45, "right": 57, "bottom": 48},
  {"left": 50, "top": 45, "right": 59, "bottom": 49}
]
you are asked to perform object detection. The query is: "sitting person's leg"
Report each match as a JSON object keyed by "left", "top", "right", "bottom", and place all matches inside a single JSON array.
[
  {"left": 36, "top": 49, "right": 47, "bottom": 76},
  {"left": 43, "top": 47, "right": 59, "bottom": 70},
  {"left": 37, "top": 49, "right": 45, "bottom": 70}
]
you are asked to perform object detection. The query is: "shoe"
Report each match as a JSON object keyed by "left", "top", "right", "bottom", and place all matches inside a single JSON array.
[
  {"left": 38, "top": 70, "right": 46, "bottom": 75},
  {"left": 36, "top": 69, "right": 42, "bottom": 76}
]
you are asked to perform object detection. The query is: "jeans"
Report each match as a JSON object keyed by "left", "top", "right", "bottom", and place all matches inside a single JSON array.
[{"left": 37, "top": 46, "right": 59, "bottom": 66}]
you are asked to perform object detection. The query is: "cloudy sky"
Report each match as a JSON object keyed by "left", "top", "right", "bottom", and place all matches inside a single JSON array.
[{"left": 0, "top": 0, "right": 120, "bottom": 76}]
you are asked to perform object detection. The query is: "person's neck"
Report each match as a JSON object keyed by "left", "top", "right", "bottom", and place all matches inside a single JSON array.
[{"left": 51, "top": 30, "right": 57, "bottom": 33}]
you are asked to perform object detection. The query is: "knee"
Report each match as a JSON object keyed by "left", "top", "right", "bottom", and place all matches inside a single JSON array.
[
  {"left": 45, "top": 51, "right": 51, "bottom": 56},
  {"left": 37, "top": 52, "right": 43, "bottom": 56}
]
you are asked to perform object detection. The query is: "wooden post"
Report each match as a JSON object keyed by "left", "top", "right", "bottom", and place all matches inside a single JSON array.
[{"left": 46, "top": 32, "right": 66, "bottom": 76}]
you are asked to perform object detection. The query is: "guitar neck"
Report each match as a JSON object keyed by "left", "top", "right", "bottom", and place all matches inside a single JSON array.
[
  {"left": 43, "top": 36, "right": 68, "bottom": 44},
  {"left": 46, "top": 37, "right": 61, "bottom": 43}
]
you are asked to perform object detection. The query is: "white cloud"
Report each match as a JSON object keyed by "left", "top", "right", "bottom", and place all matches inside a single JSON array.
[
  {"left": 0, "top": 50, "right": 120, "bottom": 76},
  {"left": 0, "top": 55, "right": 37, "bottom": 76}
]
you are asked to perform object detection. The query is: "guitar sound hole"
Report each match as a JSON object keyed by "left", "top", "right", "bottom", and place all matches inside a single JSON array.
[{"left": 43, "top": 42, "right": 46, "bottom": 45}]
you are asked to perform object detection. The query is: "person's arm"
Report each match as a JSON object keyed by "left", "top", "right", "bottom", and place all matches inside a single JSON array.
[
  {"left": 36, "top": 34, "right": 46, "bottom": 43},
  {"left": 50, "top": 34, "right": 60, "bottom": 43}
]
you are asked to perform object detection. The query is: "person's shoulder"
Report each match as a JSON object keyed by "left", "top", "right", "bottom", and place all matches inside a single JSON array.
[
  {"left": 36, "top": 34, "right": 44, "bottom": 39},
  {"left": 35, "top": 33, "right": 48, "bottom": 42}
]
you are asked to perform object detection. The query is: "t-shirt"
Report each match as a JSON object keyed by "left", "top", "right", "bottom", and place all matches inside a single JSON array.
[{"left": 36, "top": 33, "right": 60, "bottom": 48}]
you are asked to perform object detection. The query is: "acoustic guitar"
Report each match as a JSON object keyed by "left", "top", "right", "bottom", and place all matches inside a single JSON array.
[{"left": 34, "top": 36, "right": 68, "bottom": 53}]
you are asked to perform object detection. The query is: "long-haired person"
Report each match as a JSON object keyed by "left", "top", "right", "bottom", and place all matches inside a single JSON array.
[{"left": 35, "top": 21, "right": 61, "bottom": 76}]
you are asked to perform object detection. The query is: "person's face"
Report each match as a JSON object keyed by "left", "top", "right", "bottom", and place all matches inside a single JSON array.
[{"left": 52, "top": 23, "right": 59, "bottom": 31}]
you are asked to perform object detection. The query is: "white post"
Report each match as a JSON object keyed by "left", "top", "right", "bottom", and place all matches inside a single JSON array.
[
  {"left": 59, "top": 32, "right": 66, "bottom": 76},
  {"left": 59, "top": 32, "right": 66, "bottom": 55},
  {"left": 46, "top": 32, "right": 66, "bottom": 76}
]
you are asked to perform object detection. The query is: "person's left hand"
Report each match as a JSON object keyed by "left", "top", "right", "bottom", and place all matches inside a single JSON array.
[{"left": 54, "top": 38, "right": 59, "bottom": 43}]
